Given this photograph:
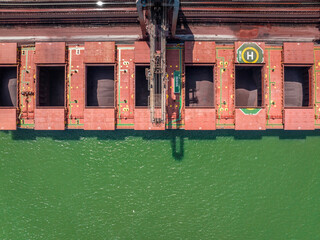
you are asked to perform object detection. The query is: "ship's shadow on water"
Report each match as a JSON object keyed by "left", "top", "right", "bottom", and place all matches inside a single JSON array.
[{"left": 7, "top": 129, "right": 320, "bottom": 161}]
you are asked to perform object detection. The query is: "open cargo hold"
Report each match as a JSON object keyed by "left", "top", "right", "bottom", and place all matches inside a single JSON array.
[
  {"left": 284, "top": 67, "right": 310, "bottom": 107},
  {"left": 185, "top": 66, "right": 214, "bottom": 107},
  {"left": 282, "top": 42, "right": 314, "bottom": 130},
  {"left": 0, "top": 67, "right": 17, "bottom": 107},
  {"left": 135, "top": 65, "right": 162, "bottom": 107},
  {"left": 235, "top": 66, "right": 262, "bottom": 107},
  {"left": 86, "top": 66, "right": 114, "bottom": 107},
  {"left": 283, "top": 66, "right": 314, "bottom": 130},
  {"left": 0, "top": 43, "right": 18, "bottom": 130},
  {"left": 184, "top": 66, "right": 215, "bottom": 130},
  {"left": 35, "top": 66, "right": 65, "bottom": 130},
  {"left": 234, "top": 66, "right": 266, "bottom": 130},
  {"left": 83, "top": 42, "right": 116, "bottom": 130},
  {"left": 37, "top": 66, "right": 65, "bottom": 107},
  {"left": 0, "top": 67, "right": 17, "bottom": 130},
  {"left": 135, "top": 66, "right": 149, "bottom": 107}
]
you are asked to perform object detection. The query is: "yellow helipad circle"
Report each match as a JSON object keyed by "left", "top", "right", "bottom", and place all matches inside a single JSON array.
[{"left": 241, "top": 47, "right": 259, "bottom": 63}]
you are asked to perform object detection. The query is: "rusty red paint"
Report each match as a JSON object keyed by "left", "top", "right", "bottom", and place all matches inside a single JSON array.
[
  {"left": 184, "top": 108, "right": 215, "bottom": 130},
  {"left": 134, "top": 41, "right": 150, "bottom": 63},
  {"left": 237, "top": 28, "right": 260, "bottom": 40},
  {"left": 0, "top": 0, "right": 317, "bottom": 132},
  {"left": 167, "top": 45, "right": 184, "bottom": 129},
  {"left": 134, "top": 109, "right": 165, "bottom": 130},
  {"left": 84, "top": 42, "right": 115, "bottom": 63},
  {"left": 66, "top": 45, "right": 85, "bottom": 129},
  {"left": 35, "top": 42, "right": 66, "bottom": 64},
  {"left": 283, "top": 42, "right": 314, "bottom": 64},
  {"left": 116, "top": 46, "right": 135, "bottom": 129},
  {"left": 233, "top": 42, "right": 267, "bottom": 130},
  {"left": 314, "top": 49, "right": 320, "bottom": 128},
  {"left": 185, "top": 41, "right": 216, "bottom": 63},
  {"left": 0, "top": 40, "right": 317, "bottom": 131},
  {"left": 34, "top": 108, "right": 65, "bottom": 130},
  {"left": 0, "top": 24, "right": 318, "bottom": 44},
  {"left": 215, "top": 46, "right": 235, "bottom": 129},
  {"left": 19, "top": 46, "right": 36, "bottom": 127},
  {"left": 0, "top": 43, "right": 17, "bottom": 64},
  {"left": 235, "top": 108, "right": 266, "bottom": 130},
  {"left": 0, "top": 109, "right": 16, "bottom": 130},
  {"left": 284, "top": 109, "right": 314, "bottom": 130},
  {"left": 265, "top": 46, "right": 283, "bottom": 129},
  {"left": 84, "top": 108, "right": 115, "bottom": 130}
]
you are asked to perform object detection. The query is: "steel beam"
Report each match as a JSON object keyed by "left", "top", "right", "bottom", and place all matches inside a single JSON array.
[
  {"left": 136, "top": 0, "right": 147, "bottom": 39},
  {"left": 171, "top": 0, "right": 179, "bottom": 38}
]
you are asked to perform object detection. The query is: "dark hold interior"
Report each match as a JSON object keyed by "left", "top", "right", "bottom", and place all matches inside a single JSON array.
[
  {"left": 135, "top": 65, "right": 149, "bottom": 107},
  {"left": 235, "top": 66, "right": 262, "bottom": 107},
  {"left": 284, "top": 67, "right": 310, "bottom": 107},
  {"left": 185, "top": 66, "right": 214, "bottom": 107},
  {"left": 86, "top": 66, "right": 114, "bottom": 107},
  {"left": 0, "top": 67, "right": 17, "bottom": 107},
  {"left": 38, "top": 66, "right": 65, "bottom": 106}
]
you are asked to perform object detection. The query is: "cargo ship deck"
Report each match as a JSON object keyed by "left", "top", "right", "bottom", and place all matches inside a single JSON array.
[{"left": 0, "top": 0, "right": 319, "bottom": 130}]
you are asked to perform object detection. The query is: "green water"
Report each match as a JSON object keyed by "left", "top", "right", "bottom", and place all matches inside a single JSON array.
[{"left": 0, "top": 130, "right": 319, "bottom": 240}]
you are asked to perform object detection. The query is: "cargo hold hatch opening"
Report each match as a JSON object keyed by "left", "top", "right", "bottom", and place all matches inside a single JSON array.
[
  {"left": 235, "top": 66, "right": 262, "bottom": 108},
  {"left": 284, "top": 66, "right": 311, "bottom": 108},
  {"left": 185, "top": 66, "right": 214, "bottom": 107},
  {"left": 37, "top": 66, "right": 65, "bottom": 107},
  {"left": 86, "top": 66, "right": 114, "bottom": 107},
  {"left": 0, "top": 67, "right": 17, "bottom": 107},
  {"left": 135, "top": 65, "right": 150, "bottom": 107}
]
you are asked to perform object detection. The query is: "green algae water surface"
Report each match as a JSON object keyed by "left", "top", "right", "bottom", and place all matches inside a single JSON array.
[{"left": 0, "top": 130, "right": 320, "bottom": 240}]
